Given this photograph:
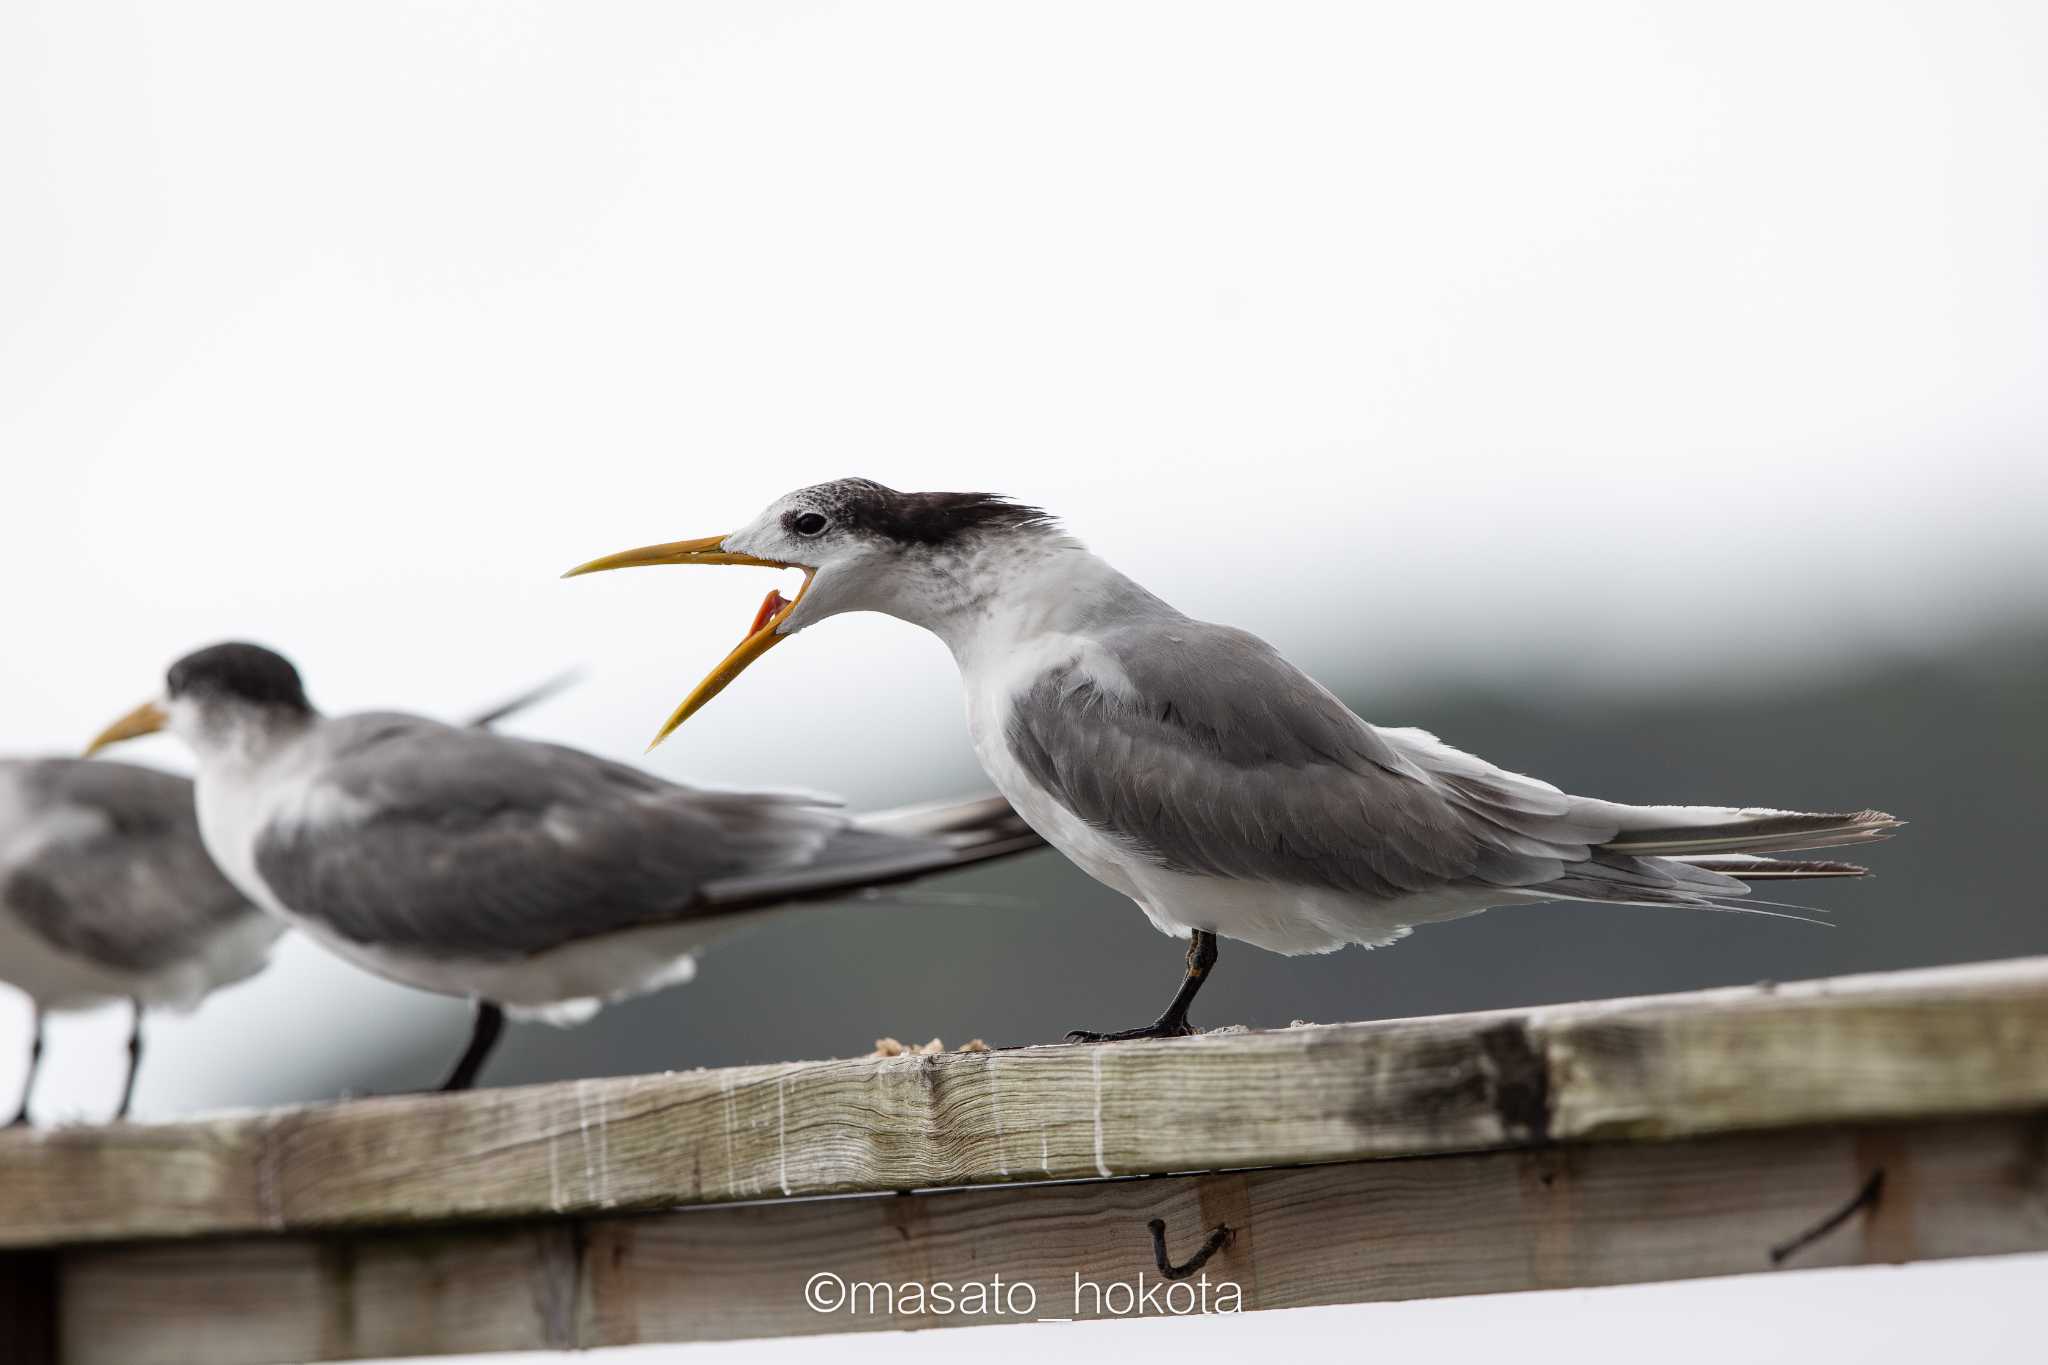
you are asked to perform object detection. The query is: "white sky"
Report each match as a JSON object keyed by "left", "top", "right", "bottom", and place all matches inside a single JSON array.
[
  {"left": 2, "top": 0, "right": 2043, "bottom": 804},
  {"left": 2, "top": 3, "right": 2044, "bottom": 1348}
]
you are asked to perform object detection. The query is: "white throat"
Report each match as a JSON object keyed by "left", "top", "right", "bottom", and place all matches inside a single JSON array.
[
  {"left": 169, "top": 702, "right": 325, "bottom": 917},
  {"left": 910, "top": 538, "right": 1144, "bottom": 666},
  {"left": 168, "top": 698, "right": 319, "bottom": 777}
]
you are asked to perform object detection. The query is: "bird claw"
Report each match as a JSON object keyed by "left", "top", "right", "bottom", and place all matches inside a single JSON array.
[{"left": 1063, "top": 1019, "right": 1199, "bottom": 1044}]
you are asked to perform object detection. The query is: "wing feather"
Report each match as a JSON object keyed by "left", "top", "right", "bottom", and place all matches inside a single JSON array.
[
  {"left": 1003, "top": 623, "right": 1590, "bottom": 901},
  {"left": 253, "top": 716, "right": 847, "bottom": 958}
]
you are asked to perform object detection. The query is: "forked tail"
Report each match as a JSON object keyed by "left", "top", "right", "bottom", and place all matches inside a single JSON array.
[{"left": 1534, "top": 803, "right": 1905, "bottom": 918}]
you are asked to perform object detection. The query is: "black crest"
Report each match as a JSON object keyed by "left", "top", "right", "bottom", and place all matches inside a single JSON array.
[
  {"left": 795, "top": 479, "right": 1058, "bottom": 547},
  {"left": 166, "top": 642, "right": 312, "bottom": 713}
]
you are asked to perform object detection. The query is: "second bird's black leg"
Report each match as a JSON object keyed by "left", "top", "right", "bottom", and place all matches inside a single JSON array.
[
  {"left": 9, "top": 1008, "right": 42, "bottom": 1127},
  {"left": 113, "top": 1000, "right": 143, "bottom": 1121},
  {"left": 438, "top": 1001, "right": 506, "bottom": 1092},
  {"left": 1067, "top": 930, "right": 1218, "bottom": 1043}
]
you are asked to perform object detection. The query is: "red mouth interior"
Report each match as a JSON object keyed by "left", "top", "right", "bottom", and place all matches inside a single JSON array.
[{"left": 746, "top": 589, "right": 790, "bottom": 639}]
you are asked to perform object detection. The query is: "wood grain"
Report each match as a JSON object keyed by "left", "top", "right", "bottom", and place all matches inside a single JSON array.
[
  {"left": 5, "top": 956, "right": 2047, "bottom": 1249},
  {"left": 56, "top": 1113, "right": 2048, "bottom": 1364}
]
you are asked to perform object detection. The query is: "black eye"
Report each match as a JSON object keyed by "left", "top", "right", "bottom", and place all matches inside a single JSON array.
[{"left": 792, "top": 511, "right": 829, "bottom": 536}]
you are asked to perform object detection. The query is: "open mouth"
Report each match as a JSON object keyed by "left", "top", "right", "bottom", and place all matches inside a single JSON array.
[
  {"left": 746, "top": 588, "right": 793, "bottom": 639},
  {"left": 646, "top": 566, "right": 816, "bottom": 750},
  {"left": 742, "top": 566, "right": 816, "bottom": 644},
  {"left": 562, "top": 535, "right": 818, "bottom": 750}
]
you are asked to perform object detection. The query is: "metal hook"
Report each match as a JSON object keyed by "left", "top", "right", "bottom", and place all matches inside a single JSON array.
[
  {"left": 1770, "top": 1169, "right": 1885, "bottom": 1265},
  {"left": 1148, "top": 1216, "right": 1233, "bottom": 1280}
]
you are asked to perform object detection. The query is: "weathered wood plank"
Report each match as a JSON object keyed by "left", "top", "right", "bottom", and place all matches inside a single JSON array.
[
  {"left": 56, "top": 1113, "right": 2048, "bottom": 1365},
  {"left": 6, "top": 956, "right": 2047, "bottom": 1248}
]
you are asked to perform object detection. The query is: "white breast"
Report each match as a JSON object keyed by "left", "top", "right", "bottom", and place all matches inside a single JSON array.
[{"left": 190, "top": 731, "right": 334, "bottom": 925}]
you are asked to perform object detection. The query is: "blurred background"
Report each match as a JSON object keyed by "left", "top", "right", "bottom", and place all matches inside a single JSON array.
[{"left": 1, "top": 0, "right": 2043, "bottom": 1157}]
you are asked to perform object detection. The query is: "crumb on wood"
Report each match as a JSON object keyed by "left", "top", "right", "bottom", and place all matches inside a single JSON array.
[
  {"left": 871, "top": 1036, "right": 953, "bottom": 1057},
  {"left": 958, "top": 1038, "right": 990, "bottom": 1053}
]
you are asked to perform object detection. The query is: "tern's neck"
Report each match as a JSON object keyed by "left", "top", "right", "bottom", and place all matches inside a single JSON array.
[
  {"left": 915, "top": 536, "right": 1178, "bottom": 666},
  {"left": 175, "top": 702, "right": 320, "bottom": 777}
]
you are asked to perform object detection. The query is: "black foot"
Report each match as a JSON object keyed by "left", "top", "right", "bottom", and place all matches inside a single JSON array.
[
  {"left": 1065, "top": 1018, "right": 1199, "bottom": 1044},
  {"left": 1065, "top": 930, "right": 1217, "bottom": 1045},
  {"left": 6, "top": 1110, "right": 28, "bottom": 1129}
]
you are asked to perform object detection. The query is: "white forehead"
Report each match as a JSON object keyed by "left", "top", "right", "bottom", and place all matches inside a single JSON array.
[
  {"left": 727, "top": 480, "right": 871, "bottom": 549},
  {"left": 727, "top": 490, "right": 802, "bottom": 548}
]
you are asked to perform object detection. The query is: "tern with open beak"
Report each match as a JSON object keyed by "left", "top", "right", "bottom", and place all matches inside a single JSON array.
[
  {"left": 86, "top": 642, "right": 1040, "bottom": 1090},
  {"left": 569, "top": 478, "right": 1902, "bottom": 1042}
]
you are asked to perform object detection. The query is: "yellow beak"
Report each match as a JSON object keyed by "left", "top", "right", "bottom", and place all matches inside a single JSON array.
[
  {"left": 85, "top": 700, "right": 168, "bottom": 756},
  {"left": 563, "top": 534, "right": 814, "bottom": 750}
]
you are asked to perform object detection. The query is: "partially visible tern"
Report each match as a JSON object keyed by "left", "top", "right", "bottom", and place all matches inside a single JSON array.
[
  {"left": 0, "top": 758, "right": 275, "bottom": 1123},
  {"left": 568, "top": 478, "right": 1902, "bottom": 1041},
  {"left": 86, "top": 642, "right": 1040, "bottom": 1088}
]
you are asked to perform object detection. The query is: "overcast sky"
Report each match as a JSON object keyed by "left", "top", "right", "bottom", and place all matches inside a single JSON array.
[
  {"left": 3, "top": 3, "right": 2044, "bottom": 1347},
  {"left": 3, "top": 0, "right": 2043, "bottom": 803}
]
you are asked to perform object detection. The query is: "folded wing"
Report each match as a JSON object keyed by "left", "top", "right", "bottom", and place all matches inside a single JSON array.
[
  {"left": 1003, "top": 620, "right": 1893, "bottom": 910},
  {"left": 252, "top": 715, "right": 847, "bottom": 957}
]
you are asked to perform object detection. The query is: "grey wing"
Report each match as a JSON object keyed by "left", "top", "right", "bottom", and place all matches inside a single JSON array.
[
  {"left": 0, "top": 759, "right": 261, "bottom": 972},
  {"left": 1003, "top": 622, "right": 1617, "bottom": 900},
  {"left": 252, "top": 715, "right": 848, "bottom": 957}
]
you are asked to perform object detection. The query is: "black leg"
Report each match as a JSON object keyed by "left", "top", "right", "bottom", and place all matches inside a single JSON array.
[
  {"left": 9, "top": 1008, "right": 42, "bottom": 1128},
  {"left": 437, "top": 1001, "right": 506, "bottom": 1092},
  {"left": 114, "top": 1000, "right": 142, "bottom": 1121},
  {"left": 1067, "top": 931, "right": 1218, "bottom": 1043}
]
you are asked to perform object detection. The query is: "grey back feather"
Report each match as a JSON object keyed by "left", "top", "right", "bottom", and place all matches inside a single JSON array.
[
  {"left": 252, "top": 714, "right": 858, "bottom": 957},
  {"left": 0, "top": 759, "right": 259, "bottom": 972},
  {"left": 1004, "top": 618, "right": 1643, "bottom": 902}
]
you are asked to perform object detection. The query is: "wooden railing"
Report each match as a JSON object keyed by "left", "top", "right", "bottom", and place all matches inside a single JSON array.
[{"left": 4, "top": 956, "right": 2047, "bottom": 1363}]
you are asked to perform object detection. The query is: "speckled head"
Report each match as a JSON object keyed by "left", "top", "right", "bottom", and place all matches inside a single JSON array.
[{"left": 775, "top": 478, "right": 1057, "bottom": 548}]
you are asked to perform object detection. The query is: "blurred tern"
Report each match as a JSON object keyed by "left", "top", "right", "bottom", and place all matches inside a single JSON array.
[
  {"left": 0, "top": 759, "right": 275, "bottom": 1123},
  {"left": 87, "top": 642, "right": 1041, "bottom": 1089},
  {"left": 0, "top": 671, "right": 579, "bottom": 1123},
  {"left": 568, "top": 478, "right": 1902, "bottom": 1041}
]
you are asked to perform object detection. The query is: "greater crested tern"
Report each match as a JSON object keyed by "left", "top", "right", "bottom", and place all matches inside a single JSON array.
[
  {"left": 1, "top": 671, "right": 577, "bottom": 1122},
  {"left": 0, "top": 759, "right": 277, "bottom": 1123},
  {"left": 87, "top": 642, "right": 1041, "bottom": 1088},
  {"left": 568, "top": 478, "right": 1902, "bottom": 1041}
]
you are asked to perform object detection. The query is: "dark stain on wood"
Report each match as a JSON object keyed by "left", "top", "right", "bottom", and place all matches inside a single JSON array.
[{"left": 1478, "top": 1021, "right": 1552, "bottom": 1144}]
